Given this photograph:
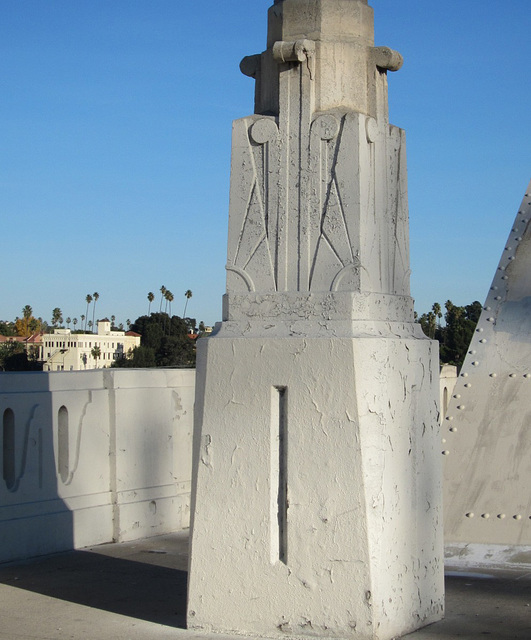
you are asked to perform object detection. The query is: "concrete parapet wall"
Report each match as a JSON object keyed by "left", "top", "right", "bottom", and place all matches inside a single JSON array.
[
  {"left": 3, "top": 339, "right": 531, "bottom": 570},
  {"left": 0, "top": 368, "right": 194, "bottom": 563}
]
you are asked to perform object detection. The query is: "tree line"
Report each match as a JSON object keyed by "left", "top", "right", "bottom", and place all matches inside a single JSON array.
[
  {"left": 1, "top": 295, "right": 483, "bottom": 372},
  {"left": 0, "top": 309, "right": 201, "bottom": 371},
  {"left": 0, "top": 287, "right": 200, "bottom": 371},
  {"left": 112, "top": 312, "right": 197, "bottom": 369},
  {"left": 416, "top": 300, "right": 482, "bottom": 370},
  {"left": 0, "top": 288, "right": 195, "bottom": 340}
]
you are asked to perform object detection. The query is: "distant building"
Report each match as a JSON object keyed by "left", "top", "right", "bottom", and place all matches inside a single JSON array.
[
  {"left": 0, "top": 334, "right": 41, "bottom": 345},
  {"left": 40, "top": 319, "right": 141, "bottom": 371},
  {"left": 0, "top": 333, "right": 43, "bottom": 358}
]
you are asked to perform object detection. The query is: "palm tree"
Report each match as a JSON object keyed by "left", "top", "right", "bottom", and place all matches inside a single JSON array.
[
  {"left": 167, "top": 291, "right": 174, "bottom": 318},
  {"left": 164, "top": 290, "right": 174, "bottom": 334},
  {"left": 88, "top": 320, "right": 93, "bottom": 333},
  {"left": 147, "top": 291, "right": 155, "bottom": 315},
  {"left": 183, "top": 289, "right": 192, "bottom": 317},
  {"left": 164, "top": 289, "right": 172, "bottom": 315},
  {"left": 84, "top": 294, "right": 93, "bottom": 330},
  {"left": 91, "top": 345, "right": 101, "bottom": 368},
  {"left": 111, "top": 315, "right": 116, "bottom": 328},
  {"left": 433, "top": 302, "right": 442, "bottom": 332},
  {"left": 66, "top": 317, "right": 71, "bottom": 329},
  {"left": 126, "top": 319, "right": 131, "bottom": 330},
  {"left": 51, "top": 307, "right": 63, "bottom": 329},
  {"left": 92, "top": 292, "right": 99, "bottom": 331},
  {"left": 159, "top": 285, "right": 166, "bottom": 312},
  {"left": 80, "top": 315, "right": 85, "bottom": 332},
  {"left": 20, "top": 305, "right": 33, "bottom": 336},
  {"left": 29, "top": 316, "right": 40, "bottom": 334},
  {"left": 73, "top": 318, "right": 78, "bottom": 331}
]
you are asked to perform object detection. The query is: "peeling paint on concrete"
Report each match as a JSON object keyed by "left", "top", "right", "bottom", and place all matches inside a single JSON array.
[{"left": 188, "top": 1, "right": 442, "bottom": 638}]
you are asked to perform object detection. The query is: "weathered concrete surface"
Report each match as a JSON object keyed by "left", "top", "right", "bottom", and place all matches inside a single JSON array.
[
  {"left": 189, "top": 333, "right": 441, "bottom": 639},
  {"left": 244, "top": 0, "right": 399, "bottom": 118},
  {"left": 188, "top": 0, "right": 442, "bottom": 638},
  {"left": 444, "top": 179, "right": 531, "bottom": 562},
  {"left": 1, "top": 533, "right": 530, "bottom": 640}
]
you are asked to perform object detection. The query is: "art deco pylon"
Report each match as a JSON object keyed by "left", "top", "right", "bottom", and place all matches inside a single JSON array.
[{"left": 188, "top": 2, "right": 443, "bottom": 638}]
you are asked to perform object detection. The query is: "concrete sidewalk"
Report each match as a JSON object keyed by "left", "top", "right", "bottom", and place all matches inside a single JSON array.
[{"left": 0, "top": 532, "right": 530, "bottom": 640}]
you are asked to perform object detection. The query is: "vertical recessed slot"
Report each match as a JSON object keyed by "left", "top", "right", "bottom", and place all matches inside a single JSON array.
[
  {"left": 442, "top": 387, "right": 448, "bottom": 421},
  {"left": 3, "top": 408, "right": 15, "bottom": 490},
  {"left": 58, "top": 405, "right": 69, "bottom": 484},
  {"left": 38, "top": 428, "right": 43, "bottom": 489},
  {"left": 271, "top": 386, "right": 288, "bottom": 564}
]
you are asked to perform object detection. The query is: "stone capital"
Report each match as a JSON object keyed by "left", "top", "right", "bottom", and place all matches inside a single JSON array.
[{"left": 243, "top": 0, "right": 402, "bottom": 118}]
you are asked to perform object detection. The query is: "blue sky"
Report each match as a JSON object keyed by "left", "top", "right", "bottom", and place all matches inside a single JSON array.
[{"left": 1, "top": 0, "right": 529, "bottom": 328}]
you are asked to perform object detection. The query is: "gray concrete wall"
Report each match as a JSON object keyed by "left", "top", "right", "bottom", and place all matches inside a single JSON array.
[{"left": 0, "top": 368, "right": 194, "bottom": 563}]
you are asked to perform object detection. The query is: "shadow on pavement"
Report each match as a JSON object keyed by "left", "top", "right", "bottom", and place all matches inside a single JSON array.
[
  {"left": 0, "top": 546, "right": 188, "bottom": 628},
  {"left": 2, "top": 535, "right": 531, "bottom": 639}
]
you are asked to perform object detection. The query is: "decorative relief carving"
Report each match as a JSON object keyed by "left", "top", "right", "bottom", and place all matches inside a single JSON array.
[
  {"left": 227, "top": 112, "right": 371, "bottom": 294},
  {"left": 313, "top": 114, "right": 340, "bottom": 141},
  {"left": 226, "top": 56, "right": 409, "bottom": 301},
  {"left": 227, "top": 117, "right": 279, "bottom": 293},
  {"left": 250, "top": 118, "right": 279, "bottom": 145},
  {"left": 309, "top": 113, "right": 361, "bottom": 292},
  {"left": 3, "top": 404, "right": 39, "bottom": 493},
  {"left": 372, "top": 46, "right": 403, "bottom": 72},
  {"left": 365, "top": 117, "right": 378, "bottom": 143}
]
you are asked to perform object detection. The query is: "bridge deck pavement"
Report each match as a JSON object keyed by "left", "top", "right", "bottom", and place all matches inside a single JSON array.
[{"left": 0, "top": 532, "right": 529, "bottom": 640}]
